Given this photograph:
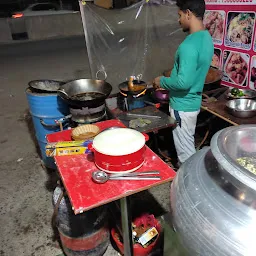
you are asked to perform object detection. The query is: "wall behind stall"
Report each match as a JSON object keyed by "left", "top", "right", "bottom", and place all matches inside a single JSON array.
[
  {"left": 0, "top": 18, "right": 12, "bottom": 42},
  {"left": 0, "top": 2, "right": 185, "bottom": 95},
  {"left": 25, "top": 13, "right": 84, "bottom": 40},
  {"left": 80, "top": 2, "right": 185, "bottom": 93}
]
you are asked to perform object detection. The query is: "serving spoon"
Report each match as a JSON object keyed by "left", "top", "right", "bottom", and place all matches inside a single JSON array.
[{"left": 92, "top": 170, "right": 161, "bottom": 184}]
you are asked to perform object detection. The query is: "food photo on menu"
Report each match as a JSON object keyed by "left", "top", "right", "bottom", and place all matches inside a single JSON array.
[
  {"left": 250, "top": 56, "right": 256, "bottom": 90},
  {"left": 225, "top": 12, "right": 255, "bottom": 50},
  {"left": 204, "top": 10, "right": 225, "bottom": 44},
  {"left": 211, "top": 48, "right": 222, "bottom": 69},
  {"left": 223, "top": 50, "right": 249, "bottom": 87}
]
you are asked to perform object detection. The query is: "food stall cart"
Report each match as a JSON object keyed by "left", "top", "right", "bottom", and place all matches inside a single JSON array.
[{"left": 47, "top": 119, "right": 176, "bottom": 256}]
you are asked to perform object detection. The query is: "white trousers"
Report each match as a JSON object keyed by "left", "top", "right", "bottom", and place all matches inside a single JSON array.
[{"left": 170, "top": 108, "right": 200, "bottom": 164}]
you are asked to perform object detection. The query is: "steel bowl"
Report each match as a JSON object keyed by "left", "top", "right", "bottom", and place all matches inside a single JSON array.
[
  {"left": 227, "top": 88, "right": 256, "bottom": 99},
  {"left": 226, "top": 99, "right": 256, "bottom": 118}
]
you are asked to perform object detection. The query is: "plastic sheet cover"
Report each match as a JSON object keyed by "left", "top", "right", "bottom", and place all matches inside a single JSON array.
[{"left": 79, "top": 0, "right": 185, "bottom": 93}]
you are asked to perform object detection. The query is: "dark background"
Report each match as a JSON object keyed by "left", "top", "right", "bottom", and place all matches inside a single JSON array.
[{"left": 0, "top": 0, "right": 80, "bottom": 15}]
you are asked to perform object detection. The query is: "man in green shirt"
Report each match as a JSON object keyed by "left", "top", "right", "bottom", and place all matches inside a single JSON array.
[{"left": 153, "top": 0, "right": 213, "bottom": 165}]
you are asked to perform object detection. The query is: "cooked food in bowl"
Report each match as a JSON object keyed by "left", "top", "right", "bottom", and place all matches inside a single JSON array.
[
  {"left": 237, "top": 157, "right": 256, "bottom": 174},
  {"left": 225, "top": 53, "right": 248, "bottom": 85},
  {"left": 119, "top": 80, "right": 147, "bottom": 93},
  {"left": 70, "top": 92, "right": 105, "bottom": 101},
  {"left": 129, "top": 84, "right": 147, "bottom": 92}
]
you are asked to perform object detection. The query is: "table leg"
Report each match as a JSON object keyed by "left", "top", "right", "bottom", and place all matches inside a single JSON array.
[
  {"left": 120, "top": 197, "right": 134, "bottom": 256},
  {"left": 152, "top": 131, "right": 160, "bottom": 154}
]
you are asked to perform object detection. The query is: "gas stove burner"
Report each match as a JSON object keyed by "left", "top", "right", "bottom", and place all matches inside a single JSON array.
[
  {"left": 117, "top": 93, "right": 149, "bottom": 111},
  {"left": 70, "top": 104, "right": 106, "bottom": 124}
]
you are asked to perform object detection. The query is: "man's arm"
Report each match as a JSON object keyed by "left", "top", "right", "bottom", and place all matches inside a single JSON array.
[{"left": 160, "top": 45, "right": 198, "bottom": 91}]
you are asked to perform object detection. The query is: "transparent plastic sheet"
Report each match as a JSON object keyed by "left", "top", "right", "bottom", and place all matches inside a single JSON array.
[{"left": 79, "top": 0, "right": 185, "bottom": 93}]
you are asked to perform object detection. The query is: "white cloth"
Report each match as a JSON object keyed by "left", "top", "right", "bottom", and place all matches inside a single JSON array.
[{"left": 170, "top": 108, "right": 200, "bottom": 164}]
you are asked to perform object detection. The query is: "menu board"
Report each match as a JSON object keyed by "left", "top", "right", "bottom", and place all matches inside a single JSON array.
[{"left": 204, "top": 1, "right": 256, "bottom": 90}]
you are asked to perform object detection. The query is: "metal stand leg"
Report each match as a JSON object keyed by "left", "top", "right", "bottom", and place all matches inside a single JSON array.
[
  {"left": 120, "top": 197, "right": 133, "bottom": 256},
  {"left": 124, "top": 97, "right": 129, "bottom": 111}
]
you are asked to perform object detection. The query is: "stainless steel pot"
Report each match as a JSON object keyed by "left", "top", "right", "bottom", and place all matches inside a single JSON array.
[{"left": 170, "top": 125, "right": 256, "bottom": 256}]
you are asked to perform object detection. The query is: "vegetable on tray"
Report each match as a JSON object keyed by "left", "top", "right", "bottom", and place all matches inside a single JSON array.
[{"left": 230, "top": 88, "right": 245, "bottom": 97}]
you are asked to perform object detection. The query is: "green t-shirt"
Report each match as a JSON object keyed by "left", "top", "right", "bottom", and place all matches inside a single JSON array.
[{"left": 160, "top": 30, "right": 214, "bottom": 112}]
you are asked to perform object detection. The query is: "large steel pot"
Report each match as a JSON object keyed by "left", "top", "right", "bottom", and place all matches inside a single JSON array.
[
  {"left": 57, "top": 79, "right": 112, "bottom": 108},
  {"left": 170, "top": 125, "right": 256, "bottom": 256},
  {"left": 89, "top": 128, "right": 149, "bottom": 173},
  {"left": 226, "top": 99, "right": 256, "bottom": 118}
]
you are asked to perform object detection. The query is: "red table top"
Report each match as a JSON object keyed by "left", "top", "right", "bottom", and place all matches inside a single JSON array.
[{"left": 47, "top": 120, "right": 176, "bottom": 215}]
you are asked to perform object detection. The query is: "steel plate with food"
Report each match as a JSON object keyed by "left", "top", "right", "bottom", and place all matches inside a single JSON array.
[
  {"left": 237, "top": 157, "right": 256, "bottom": 175},
  {"left": 224, "top": 52, "right": 248, "bottom": 86},
  {"left": 227, "top": 88, "right": 256, "bottom": 99}
]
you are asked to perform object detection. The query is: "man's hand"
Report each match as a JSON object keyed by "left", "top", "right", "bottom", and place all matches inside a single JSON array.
[{"left": 153, "top": 76, "right": 162, "bottom": 90}]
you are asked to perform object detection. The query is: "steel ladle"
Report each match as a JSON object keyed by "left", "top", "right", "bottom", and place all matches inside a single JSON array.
[{"left": 92, "top": 170, "right": 161, "bottom": 184}]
